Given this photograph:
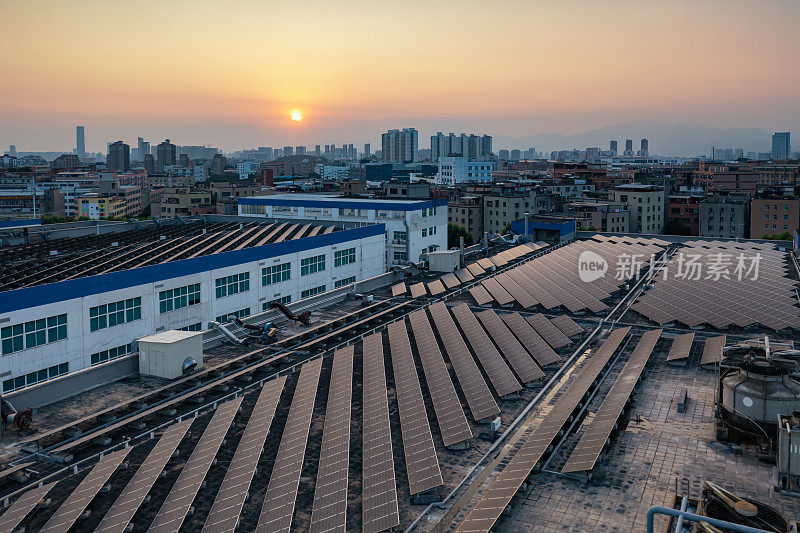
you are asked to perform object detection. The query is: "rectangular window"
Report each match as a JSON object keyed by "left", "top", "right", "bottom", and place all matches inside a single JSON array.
[
  {"left": 335, "top": 276, "right": 356, "bottom": 288},
  {"left": 393, "top": 231, "right": 407, "bottom": 241},
  {"left": 422, "top": 228, "right": 427, "bottom": 237},
  {"left": 334, "top": 247, "right": 356, "bottom": 267},
  {"left": 3, "top": 363, "right": 68, "bottom": 393},
  {"left": 90, "top": 298, "right": 141, "bottom": 331},
  {"left": 393, "top": 251, "right": 408, "bottom": 261},
  {"left": 301, "top": 285, "right": 327, "bottom": 299},
  {"left": 159, "top": 283, "right": 201, "bottom": 313},
  {"left": 2, "top": 313, "right": 67, "bottom": 355},
  {"left": 300, "top": 255, "right": 325, "bottom": 275},
  {"left": 90, "top": 343, "right": 133, "bottom": 366},
  {"left": 215, "top": 272, "right": 250, "bottom": 298},
  {"left": 179, "top": 322, "right": 203, "bottom": 332},
  {"left": 263, "top": 295, "right": 291, "bottom": 310},
  {"left": 262, "top": 262, "right": 291, "bottom": 285},
  {"left": 216, "top": 308, "right": 251, "bottom": 323}
]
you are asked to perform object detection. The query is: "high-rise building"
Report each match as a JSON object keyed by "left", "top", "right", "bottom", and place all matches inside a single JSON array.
[
  {"left": 498, "top": 149, "right": 509, "bottom": 160},
  {"left": 76, "top": 126, "right": 86, "bottom": 157},
  {"left": 211, "top": 153, "right": 227, "bottom": 176},
  {"left": 144, "top": 154, "right": 155, "bottom": 175},
  {"left": 430, "top": 132, "right": 492, "bottom": 161},
  {"left": 772, "top": 132, "right": 791, "bottom": 160},
  {"left": 8, "top": 145, "right": 16, "bottom": 155},
  {"left": 624, "top": 139, "right": 633, "bottom": 155},
  {"left": 179, "top": 153, "right": 191, "bottom": 167},
  {"left": 136, "top": 137, "right": 150, "bottom": 162},
  {"left": 156, "top": 139, "right": 176, "bottom": 172},
  {"left": 363, "top": 143, "right": 371, "bottom": 157},
  {"left": 314, "top": 145, "right": 321, "bottom": 157},
  {"left": 510, "top": 149, "right": 521, "bottom": 160},
  {"left": 610, "top": 140, "right": 618, "bottom": 155},
  {"left": 283, "top": 146, "right": 293, "bottom": 157},
  {"left": 296, "top": 146, "right": 306, "bottom": 156},
  {"left": 640, "top": 138, "right": 649, "bottom": 157},
  {"left": 106, "top": 140, "right": 130, "bottom": 172},
  {"left": 381, "top": 128, "right": 418, "bottom": 163}
]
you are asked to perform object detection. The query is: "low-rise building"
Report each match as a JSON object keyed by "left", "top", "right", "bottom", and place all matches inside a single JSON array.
[
  {"left": 750, "top": 196, "right": 800, "bottom": 238},
  {"left": 448, "top": 195, "right": 483, "bottom": 243},
  {"left": 435, "top": 157, "right": 494, "bottom": 185},
  {"left": 154, "top": 187, "right": 213, "bottom": 219},
  {"left": 699, "top": 193, "right": 750, "bottom": 239},
  {"left": 667, "top": 195, "right": 702, "bottom": 235},
  {"left": 611, "top": 184, "right": 665, "bottom": 234},
  {"left": 566, "top": 200, "right": 629, "bottom": 233},
  {"left": 76, "top": 193, "right": 125, "bottom": 220}
]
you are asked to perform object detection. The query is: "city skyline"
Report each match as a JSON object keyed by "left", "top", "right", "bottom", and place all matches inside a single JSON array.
[{"left": 2, "top": 1, "right": 799, "bottom": 155}]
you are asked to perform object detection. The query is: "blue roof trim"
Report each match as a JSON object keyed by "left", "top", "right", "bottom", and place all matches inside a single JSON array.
[
  {"left": 0, "top": 218, "right": 40, "bottom": 229},
  {"left": 510, "top": 218, "right": 576, "bottom": 234},
  {"left": 239, "top": 196, "right": 448, "bottom": 211},
  {"left": 0, "top": 224, "right": 385, "bottom": 314}
]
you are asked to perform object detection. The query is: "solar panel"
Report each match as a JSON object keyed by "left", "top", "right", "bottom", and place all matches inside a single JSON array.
[
  {"left": 391, "top": 282, "right": 407, "bottom": 297},
  {"left": 257, "top": 358, "right": 322, "bottom": 533},
  {"left": 562, "top": 329, "right": 662, "bottom": 474},
  {"left": 441, "top": 272, "right": 461, "bottom": 289},
  {"left": 201, "top": 377, "right": 286, "bottom": 533},
  {"left": 666, "top": 332, "right": 694, "bottom": 362},
  {"left": 427, "top": 279, "right": 446, "bottom": 296},
  {"left": 475, "top": 310, "right": 544, "bottom": 384},
  {"left": 489, "top": 254, "right": 508, "bottom": 267},
  {"left": 386, "top": 321, "right": 443, "bottom": 495},
  {"left": 97, "top": 419, "right": 193, "bottom": 533},
  {"left": 450, "top": 304, "right": 521, "bottom": 397},
  {"left": 361, "top": 332, "right": 400, "bottom": 533},
  {"left": 407, "top": 309, "right": 473, "bottom": 447},
  {"left": 428, "top": 303, "right": 500, "bottom": 422},
  {"left": 466, "top": 262, "right": 486, "bottom": 276},
  {"left": 148, "top": 397, "right": 243, "bottom": 532},
  {"left": 455, "top": 327, "right": 631, "bottom": 533},
  {"left": 310, "top": 346, "right": 354, "bottom": 533},
  {"left": 500, "top": 312, "right": 560, "bottom": 367},
  {"left": 549, "top": 315, "right": 585, "bottom": 338},
  {"left": 481, "top": 278, "right": 514, "bottom": 306},
  {"left": 409, "top": 282, "right": 426, "bottom": 298},
  {"left": 525, "top": 313, "right": 571, "bottom": 349},
  {"left": 469, "top": 286, "right": 493, "bottom": 306},
  {"left": 0, "top": 481, "right": 56, "bottom": 533},
  {"left": 477, "top": 258, "right": 494, "bottom": 270},
  {"left": 493, "top": 272, "right": 538, "bottom": 309},
  {"left": 455, "top": 268, "right": 475, "bottom": 283},
  {"left": 42, "top": 447, "right": 131, "bottom": 533},
  {"left": 701, "top": 335, "right": 727, "bottom": 365},
  {"left": 508, "top": 267, "right": 561, "bottom": 309}
]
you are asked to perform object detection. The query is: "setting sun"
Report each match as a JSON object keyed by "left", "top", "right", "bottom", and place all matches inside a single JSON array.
[{"left": 290, "top": 110, "right": 303, "bottom": 122}]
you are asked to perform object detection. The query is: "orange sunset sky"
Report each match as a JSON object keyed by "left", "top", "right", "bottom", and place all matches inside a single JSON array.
[{"left": 1, "top": 0, "right": 799, "bottom": 153}]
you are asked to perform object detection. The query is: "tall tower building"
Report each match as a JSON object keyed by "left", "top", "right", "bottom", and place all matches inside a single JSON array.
[
  {"left": 624, "top": 139, "right": 633, "bottom": 155},
  {"left": 76, "top": 126, "right": 86, "bottom": 157},
  {"left": 314, "top": 145, "right": 321, "bottom": 157},
  {"left": 156, "top": 139, "right": 176, "bottom": 172},
  {"left": 137, "top": 137, "right": 150, "bottom": 162},
  {"left": 772, "top": 132, "right": 791, "bottom": 160},
  {"left": 363, "top": 143, "right": 371, "bottom": 157},
  {"left": 610, "top": 140, "right": 618, "bottom": 155},
  {"left": 640, "top": 138, "right": 649, "bottom": 156},
  {"left": 381, "top": 128, "right": 418, "bottom": 163},
  {"left": 107, "top": 140, "right": 130, "bottom": 172}
]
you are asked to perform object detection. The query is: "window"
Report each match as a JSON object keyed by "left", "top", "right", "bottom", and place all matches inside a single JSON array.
[
  {"left": 263, "top": 295, "right": 291, "bottom": 310},
  {"left": 301, "top": 285, "right": 327, "bottom": 299},
  {"left": 90, "top": 299, "right": 141, "bottom": 331},
  {"left": 215, "top": 272, "right": 250, "bottom": 298},
  {"left": 91, "top": 343, "right": 133, "bottom": 365},
  {"left": 216, "top": 308, "right": 251, "bottom": 323},
  {"left": 334, "top": 247, "right": 356, "bottom": 267},
  {"left": 393, "top": 231, "right": 407, "bottom": 242},
  {"left": 159, "top": 283, "right": 200, "bottom": 313},
  {"left": 262, "top": 262, "right": 291, "bottom": 285},
  {"left": 335, "top": 276, "right": 356, "bottom": 288},
  {"left": 2, "top": 314, "right": 67, "bottom": 354},
  {"left": 179, "top": 323, "right": 203, "bottom": 332},
  {"left": 422, "top": 228, "right": 427, "bottom": 237},
  {"left": 3, "top": 363, "right": 68, "bottom": 393},
  {"left": 393, "top": 251, "right": 408, "bottom": 261},
  {"left": 300, "top": 255, "right": 325, "bottom": 275}
]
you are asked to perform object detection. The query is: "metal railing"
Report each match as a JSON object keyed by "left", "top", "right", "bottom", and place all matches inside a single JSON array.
[{"left": 646, "top": 505, "right": 770, "bottom": 533}]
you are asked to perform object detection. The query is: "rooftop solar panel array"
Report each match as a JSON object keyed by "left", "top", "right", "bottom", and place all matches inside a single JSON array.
[
  {"left": 441, "top": 272, "right": 461, "bottom": 289},
  {"left": 631, "top": 241, "right": 800, "bottom": 330},
  {"left": 97, "top": 419, "right": 193, "bottom": 533},
  {"left": 310, "top": 347, "right": 354, "bottom": 533},
  {"left": 428, "top": 302, "right": 500, "bottom": 422},
  {"left": 481, "top": 278, "right": 514, "bottom": 306},
  {"left": 562, "top": 329, "right": 661, "bottom": 474},
  {"left": 391, "top": 282, "right": 407, "bottom": 297},
  {"left": 202, "top": 377, "right": 286, "bottom": 533},
  {"left": 450, "top": 304, "right": 521, "bottom": 397},
  {"left": 475, "top": 309, "right": 544, "bottom": 384},
  {"left": 257, "top": 358, "right": 322, "bottom": 533},
  {"left": 550, "top": 315, "right": 585, "bottom": 337},
  {"left": 0, "top": 481, "right": 55, "bottom": 533},
  {"left": 701, "top": 335, "right": 727, "bottom": 365},
  {"left": 407, "top": 309, "right": 473, "bottom": 447},
  {"left": 454, "top": 268, "right": 475, "bottom": 283},
  {"left": 500, "top": 312, "right": 560, "bottom": 367},
  {"left": 666, "top": 332, "right": 694, "bottom": 362},
  {"left": 455, "top": 327, "right": 631, "bottom": 532},
  {"left": 477, "top": 258, "right": 495, "bottom": 270},
  {"left": 493, "top": 272, "right": 538, "bottom": 309},
  {"left": 42, "top": 447, "right": 131, "bottom": 533},
  {"left": 469, "top": 286, "right": 493, "bottom": 306},
  {"left": 466, "top": 262, "right": 486, "bottom": 276},
  {"left": 386, "top": 321, "right": 444, "bottom": 495},
  {"left": 148, "top": 397, "right": 243, "bottom": 532},
  {"left": 426, "top": 279, "right": 446, "bottom": 296},
  {"left": 409, "top": 282, "right": 427, "bottom": 298},
  {"left": 525, "top": 313, "right": 572, "bottom": 349},
  {"left": 361, "top": 333, "right": 400, "bottom": 533}
]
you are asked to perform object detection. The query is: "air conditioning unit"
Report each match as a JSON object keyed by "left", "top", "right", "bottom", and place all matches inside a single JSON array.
[{"left": 138, "top": 330, "right": 204, "bottom": 380}]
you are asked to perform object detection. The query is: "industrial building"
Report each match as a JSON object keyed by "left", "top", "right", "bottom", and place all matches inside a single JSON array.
[
  {"left": 239, "top": 194, "right": 448, "bottom": 265},
  {"left": 0, "top": 218, "right": 385, "bottom": 391},
  {"left": 0, "top": 233, "right": 797, "bottom": 533}
]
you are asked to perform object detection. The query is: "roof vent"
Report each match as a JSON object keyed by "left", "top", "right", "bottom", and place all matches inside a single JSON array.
[
  {"left": 49, "top": 250, "right": 58, "bottom": 256},
  {"left": 160, "top": 235, "right": 166, "bottom": 240},
  {"left": 111, "top": 242, "right": 119, "bottom": 247}
]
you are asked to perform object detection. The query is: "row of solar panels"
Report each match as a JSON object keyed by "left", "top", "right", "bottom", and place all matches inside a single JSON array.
[
  {"left": 631, "top": 241, "right": 800, "bottom": 331},
  {"left": 0, "top": 306, "right": 586, "bottom": 533},
  {"left": 469, "top": 237, "right": 668, "bottom": 313}
]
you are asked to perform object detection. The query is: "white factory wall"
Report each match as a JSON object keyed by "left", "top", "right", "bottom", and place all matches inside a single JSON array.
[{"left": 0, "top": 232, "right": 385, "bottom": 389}]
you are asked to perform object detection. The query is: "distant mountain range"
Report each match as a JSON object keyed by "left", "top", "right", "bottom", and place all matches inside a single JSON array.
[{"left": 491, "top": 122, "right": 786, "bottom": 157}]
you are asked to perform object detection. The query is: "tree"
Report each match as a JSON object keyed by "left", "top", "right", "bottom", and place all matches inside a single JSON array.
[
  {"left": 500, "top": 222, "right": 512, "bottom": 235},
  {"left": 448, "top": 223, "right": 473, "bottom": 248},
  {"left": 663, "top": 220, "right": 691, "bottom": 236}
]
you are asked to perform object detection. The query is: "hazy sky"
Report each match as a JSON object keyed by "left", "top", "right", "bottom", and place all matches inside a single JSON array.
[{"left": 1, "top": 0, "right": 799, "bottom": 154}]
